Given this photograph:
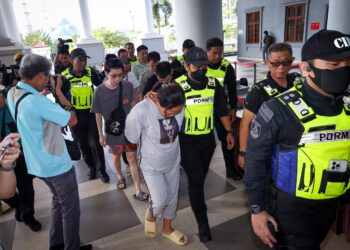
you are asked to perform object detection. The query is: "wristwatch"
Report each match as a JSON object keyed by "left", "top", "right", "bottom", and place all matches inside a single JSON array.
[
  {"left": 0, "top": 162, "right": 17, "bottom": 172},
  {"left": 239, "top": 151, "right": 246, "bottom": 157},
  {"left": 250, "top": 205, "right": 265, "bottom": 214},
  {"left": 226, "top": 129, "right": 234, "bottom": 135}
]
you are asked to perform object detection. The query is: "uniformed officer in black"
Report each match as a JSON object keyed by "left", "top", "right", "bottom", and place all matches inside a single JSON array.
[
  {"left": 238, "top": 43, "right": 302, "bottom": 169},
  {"left": 244, "top": 30, "right": 350, "bottom": 249}
]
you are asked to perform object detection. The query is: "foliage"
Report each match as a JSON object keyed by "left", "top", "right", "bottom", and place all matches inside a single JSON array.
[
  {"left": 23, "top": 30, "right": 56, "bottom": 52},
  {"left": 152, "top": 0, "right": 173, "bottom": 33},
  {"left": 93, "top": 28, "right": 129, "bottom": 48}
]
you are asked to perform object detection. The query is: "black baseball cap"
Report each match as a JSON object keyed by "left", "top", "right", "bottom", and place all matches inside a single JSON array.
[
  {"left": 70, "top": 48, "right": 91, "bottom": 59},
  {"left": 302, "top": 29, "right": 350, "bottom": 61},
  {"left": 184, "top": 47, "right": 208, "bottom": 67}
]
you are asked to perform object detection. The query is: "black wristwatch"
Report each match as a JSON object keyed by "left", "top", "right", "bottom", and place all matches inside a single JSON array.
[
  {"left": 239, "top": 151, "right": 246, "bottom": 157},
  {"left": 226, "top": 129, "right": 234, "bottom": 135},
  {"left": 250, "top": 205, "right": 265, "bottom": 214}
]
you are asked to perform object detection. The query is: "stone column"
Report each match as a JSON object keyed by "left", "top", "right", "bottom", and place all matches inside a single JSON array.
[
  {"left": 327, "top": 0, "right": 350, "bottom": 33},
  {"left": 141, "top": 0, "right": 168, "bottom": 60},
  {"left": 174, "top": 0, "right": 223, "bottom": 53},
  {"left": 76, "top": 0, "right": 104, "bottom": 66},
  {"left": 1, "top": 0, "right": 22, "bottom": 44}
]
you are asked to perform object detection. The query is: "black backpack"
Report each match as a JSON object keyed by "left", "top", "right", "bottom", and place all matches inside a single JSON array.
[{"left": 104, "top": 82, "right": 126, "bottom": 136}]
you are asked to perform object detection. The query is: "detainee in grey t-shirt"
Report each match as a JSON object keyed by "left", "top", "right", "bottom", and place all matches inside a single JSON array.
[{"left": 125, "top": 98, "right": 184, "bottom": 220}]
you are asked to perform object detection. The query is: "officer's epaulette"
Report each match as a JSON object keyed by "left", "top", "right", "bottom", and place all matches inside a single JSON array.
[
  {"left": 254, "top": 78, "right": 269, "bottom": 89},
  {"left": 277, "top": 89, "right": 302, "bottom": 105}
]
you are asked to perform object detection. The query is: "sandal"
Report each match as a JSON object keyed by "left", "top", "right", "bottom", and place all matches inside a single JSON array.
[
  {"left": 162, "top": 229, "right": 188, "bottom": 246},
  {"left": 144, "top": 208, "right": 156, "bottom": 238},
  {"left": 116, "top": 177, "right": 126, "bottom": 190},
  {"left": 133, "top": 191, "right": 149, "bottom": 201}
]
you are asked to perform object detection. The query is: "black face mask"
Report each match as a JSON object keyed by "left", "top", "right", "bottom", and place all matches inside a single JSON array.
[
  {"left": 309, "top": 64, "right": 350, "bottom": 95},
  {"left": 190, "top": 68, "right": 207, "bottom": 82}
]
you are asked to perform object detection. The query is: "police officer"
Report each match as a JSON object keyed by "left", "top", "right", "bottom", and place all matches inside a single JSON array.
[
  {"left": 238, "top": 43, "right": 302, "bottom": 169},
  {"left": 61, "top": 48, "right": 109, "bottom": 183},
  {"left": 177, "top": 39, "right": 195, "bottom": 66},
  {"left": 176, "top": 47, "right": 234, "bottom": 242},
  {"left": 206, "top": 37, "right": 241, "bottom": 180},
  {"left": 244, "top": 29, "right": 350, "bottom": 249}
]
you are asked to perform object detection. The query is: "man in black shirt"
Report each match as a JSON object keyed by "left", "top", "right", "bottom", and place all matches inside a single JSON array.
[
  {"left": 142, "top": 61, "right": 182, "bottom": 96},
  {"left": 206, "top": 37, "right": 241, "bottom": 180},
  {"left": 238, "top": 43, "right": 301, "bottom": 169},
  {"left": 244, "top": 30, "right": 350, "bottom": 249},
  {"left": 176, "top": 47, "right": 234, "bottom": 242}
]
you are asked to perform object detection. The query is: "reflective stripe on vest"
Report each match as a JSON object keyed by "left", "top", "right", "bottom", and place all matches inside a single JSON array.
[
  {"left": 62, "top": 67, "right": 94, "bottom": 110},
  {"left": 272, "top": 87, "right": 350, "bottom": 200},
  {"left": 206, "top": 59, "right": 230, "bottom": 87},
  {"left": 177, "top": 55, "right": 185, "bottom": 65},
  {"left": 176, "top": 75, "right": 215, "bottom": 135},
  {"left": 261, "top": 75, "right": 303, "bottom": 98}
]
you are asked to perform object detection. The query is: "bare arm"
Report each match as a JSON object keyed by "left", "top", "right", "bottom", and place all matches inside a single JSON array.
[
  {"left": 95, "top": 113, "right": 106, "bottom": 146},
  {"left": 220, "top": 115, "right": 235, "bottom": 150},
  {"left": 238, "top": 109, "right": 256, "bottom": 169}
]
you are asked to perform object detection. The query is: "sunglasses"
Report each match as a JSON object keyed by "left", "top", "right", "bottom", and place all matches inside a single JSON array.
[{"left": 268, "top": 60, "right": 293, "bottom": 67}]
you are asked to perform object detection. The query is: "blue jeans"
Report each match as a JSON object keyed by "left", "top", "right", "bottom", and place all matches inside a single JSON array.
[{"left": 41, "top": 167, "right": 80, "bottom": 250}]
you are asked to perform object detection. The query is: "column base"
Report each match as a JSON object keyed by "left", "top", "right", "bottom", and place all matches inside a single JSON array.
[
  {"left": 76, "top": 39, "right": 105, "bottom": 67},
  {"left": 141, "top": 34, "right": 168, "bottom": 61},
  {"left": 0, "top": 44, "right": 26, "bottom": 66}
]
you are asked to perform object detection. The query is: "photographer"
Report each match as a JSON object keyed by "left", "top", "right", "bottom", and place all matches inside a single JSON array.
[{"left": 54, "top": 38, "right": 72, "bottom": 75}]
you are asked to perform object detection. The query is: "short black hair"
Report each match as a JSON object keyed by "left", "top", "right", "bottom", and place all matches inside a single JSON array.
[
  {"left": 182, "top": 39, "right": 195, "bottom": 49},
  {"left": 104, "top": 58, "right": 123, "bottom": 73},
  {"left": 264, "top": 31, "right": 269, "bottom": 35},
  {"left": 156, "top": 61, "right": 172, "bottom": 79},
  {"left": 117, "top": 49, "right": 127, "bottom": 57},
  {"left": 154, "top": 83, "right": 185, "bottom": 109},
  {"left": 206, "top": 37, "right": 223, "bottom": 50},
  {"left": 267, "top": 43, "right": 293, "bottom": 58},
  {"left": 125, "top": 42, "right": 134, "bottom": 48},
  {"left": 105, "top": 53, "right": 117, "bottom": 62},
  {"left": 137, "top": 45, "right": 148, "bottom": 54},
  {"left": 147, "top": 51, "right": 161, "bottom": 63}
]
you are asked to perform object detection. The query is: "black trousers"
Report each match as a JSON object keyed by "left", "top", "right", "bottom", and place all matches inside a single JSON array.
[
  {"left": 3, "top": 154, "right": 35, "bottom": 222},
  {"left": 180, "top": 133, "right": 216, "bottom": 225},
  {"left": 214, "top": 116, "right": 239, "bottom": 177},
  {"left": 271, "top": 188, "right": 340, "bottom": 250},
  {"left": 71, "top": 110, "right": 106, "bottom": 172}
]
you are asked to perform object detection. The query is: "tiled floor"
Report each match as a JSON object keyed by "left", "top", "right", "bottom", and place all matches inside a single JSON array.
[
  {"left": 0, "top": 59, "right": 349, "bottom": 249},
  {"left": 0, "top": 144, "right": 348, "bottom": 250}
]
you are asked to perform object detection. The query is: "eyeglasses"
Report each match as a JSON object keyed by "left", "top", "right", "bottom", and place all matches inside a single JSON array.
[
  {"left": 268, "top": 60, "right": 293, "bottom": 67},
  {"left": 110, "top": 73, "right": 124, "bottom": 78}
]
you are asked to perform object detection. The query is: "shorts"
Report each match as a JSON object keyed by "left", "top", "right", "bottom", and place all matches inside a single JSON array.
[{"left": 108, "top": 143, "right": 137, "bottom": 156}]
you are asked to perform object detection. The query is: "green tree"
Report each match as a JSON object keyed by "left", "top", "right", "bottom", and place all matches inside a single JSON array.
[
  {"left": 23, "top": 30, "right": 55, "bottom": 51},
  {"left": 152, "top": 0, "right": 173, "bottom": 33},
  {"left": 93, "top": 28, "right": 129, "bottom": 48}
]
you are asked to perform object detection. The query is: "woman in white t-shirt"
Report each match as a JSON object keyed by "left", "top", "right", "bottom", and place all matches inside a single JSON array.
[{"left": 125, "top": 83, "right": 188, "bottom": 246}]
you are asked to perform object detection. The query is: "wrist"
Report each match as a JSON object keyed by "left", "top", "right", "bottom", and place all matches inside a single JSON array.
[
  {"left": 226, "top": 129, "right": 233, "bottom": 135},
  {"left": 61, "top": 104, "right": 75, "bottom": 112},
  {"left": 0, "top": 161, "right": 16, "bottom": 172},
  {"left": 250, "top": 205, "right": 265, "bottom": 214},
  {"left": 239, "top": 151, "right": 246, "bottom": 157}
]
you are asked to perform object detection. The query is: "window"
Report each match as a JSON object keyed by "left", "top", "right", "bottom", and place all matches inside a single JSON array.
[
  {"left": 285, "top": 4, "right": 305, "bottom": 42},
  {"left": 246, "top": 11, "right": 260, "bottom": 44}
]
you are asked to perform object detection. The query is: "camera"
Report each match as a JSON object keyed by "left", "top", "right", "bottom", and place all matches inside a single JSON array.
[{"left": 57, "top": 38, "right": 72, "bottom": 54}]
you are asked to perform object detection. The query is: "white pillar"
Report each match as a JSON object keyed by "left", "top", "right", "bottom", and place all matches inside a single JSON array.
[
  {"left": 76, "top": 0, "right": 104, "bottom": 67},
  {"left": 0, "top": 0, "right": 22, "bottom": 44},
  {"left": 327, "top": 0, "right": 350, "bottom": 33},
  {"left": 141, "top": 0, "right": 168, "bottom": 60},
  {"left": 145, "top": 0, "right": 155, "bottom": 34},
  {"left": 0, "top": 9, "right": 12, "bottom": 44},
  {"left": 174, "top": 0, "right": 223, "bottom": 53},
  {"left": 78, "top": 0, "right": 94, "bottom": 39}
]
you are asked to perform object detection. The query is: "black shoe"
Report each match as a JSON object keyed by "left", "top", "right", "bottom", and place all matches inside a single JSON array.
[
  {"left": 198, "top": 223, "right": 212, "bottom": 242},
  {"left": 49, "top": 243, "right": 64, "bottom": 250},
  {"left": 80, "top": 244, "right": 92, "bottom": 250},
  {"left": 15, "top": 209, "right": 22, "bottom": 222},
  {"left": 88, "top": 169, "right": 96, "bottom": 180},
  {"left": 24, "top": 218, "right": 42, "bottom": 232},
  {"left": 99, "top": 171, "right": 110, "bottom": 183}
]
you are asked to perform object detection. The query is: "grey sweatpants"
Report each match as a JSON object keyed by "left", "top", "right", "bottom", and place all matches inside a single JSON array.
[
  {"left": 143, "top": 164, "right": 180, "bottom": 220},
  {"left": 41, "top": 167, "right": 80, "bottom": 250}
]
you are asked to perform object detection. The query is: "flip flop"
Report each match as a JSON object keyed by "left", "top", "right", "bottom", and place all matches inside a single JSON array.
[
  {"left": 144, "top": 208, "right": 156, "bottom": 238},
  {"left": 133, "top": 191, "right": 149, "bottom": 201},
  {"left": 162, "top": 229, "right": 188, "bottom": 246},
  {"left": 116, "top": 177, "right": 126, "bottom": 190}
]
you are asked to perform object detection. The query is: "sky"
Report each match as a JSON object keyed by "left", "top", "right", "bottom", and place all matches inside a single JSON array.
[{"left": 13, "top": 0, "right": 160, "bottom": 38}]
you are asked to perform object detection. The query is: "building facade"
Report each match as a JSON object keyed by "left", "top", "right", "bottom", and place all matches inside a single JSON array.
[{"left": 237, "top": 0, "right": 329, "bottom": 61}]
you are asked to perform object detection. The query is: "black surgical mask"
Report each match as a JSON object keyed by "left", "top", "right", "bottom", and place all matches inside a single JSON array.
[
  {"left": 309, "top": 64, "right": 350, "bottom": 95},
  {"left": 190, "top": 68, "right": 207, "bottom": 82}
]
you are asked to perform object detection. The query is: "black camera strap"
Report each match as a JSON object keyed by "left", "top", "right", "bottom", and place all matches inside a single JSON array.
[{"left": 14, "top": 91, "right": 32, "bottom": 123}]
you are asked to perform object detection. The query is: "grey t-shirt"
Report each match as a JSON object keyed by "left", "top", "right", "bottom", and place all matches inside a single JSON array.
[
  {"left": 125, "top": 100, "right": 184, "bottom": 173},
  {"left": 91, "top": 80, "right": 133, "bottom": 146}
]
